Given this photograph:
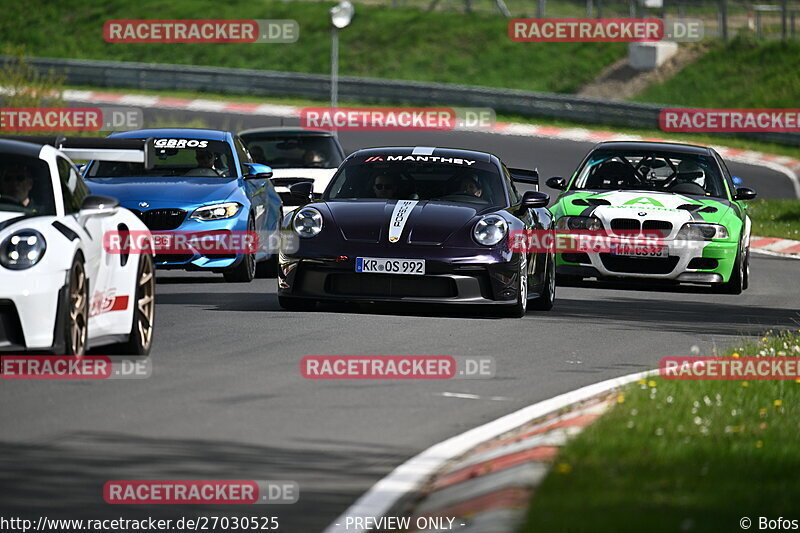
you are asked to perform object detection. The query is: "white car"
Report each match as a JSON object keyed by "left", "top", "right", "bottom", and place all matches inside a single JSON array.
[
  {"left": 0, "top": 136, "right": 156, "bottom": 355},
  {"left": 239, "top": 128, "right": 345, "bottom": 216}
]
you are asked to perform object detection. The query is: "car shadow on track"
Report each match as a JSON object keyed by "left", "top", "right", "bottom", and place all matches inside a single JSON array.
[
  {"left": 552, "top": 296, "right": 800, "bottom": 337},
  {"left": 155, "top": 275, "right": 227, "bottom": 285},
  {"left": 152, "top": 289, "right": 799, "bottom": 332},
  {"left": 0, "top": 432, "right": 409, "bottom": 533}
]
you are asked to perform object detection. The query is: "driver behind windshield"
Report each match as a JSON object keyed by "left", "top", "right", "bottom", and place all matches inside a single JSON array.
[
  {"left": 454, "top": 173, "right": 483, "bottom": 198},
  {"left": 372, "top": 173, "right": 400, "bottom": 199},
  {"left": 195, "top": 149, "right": 216, "bottom": 170},
  {"left": 0, "top": 163, "right": 34, "bottom": 207}
]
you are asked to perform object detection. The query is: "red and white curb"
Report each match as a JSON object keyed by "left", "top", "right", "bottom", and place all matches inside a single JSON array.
[
  {"left": 400, "top": 397, "right": 614, "bottom": 533},
  {"left": 320, "top": 369, "right": 657, "bottom": 533},
  {"left": 62, "top": 89, "right": 800, "bottom": 199},
  {"left": 750, "top": 236, "right": 800, "bottom": 258}
]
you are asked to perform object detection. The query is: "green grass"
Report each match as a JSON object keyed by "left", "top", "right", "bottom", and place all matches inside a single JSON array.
[
  {"left": 0, "top": 0, "right": 625, "bottom": 94},
  {"left": 521, "top": 330, "right": 800, "bottom": 533},
  {"left": 748, "top": 199, "right": 800, "bottom": 240},
  {"left": 636, "top": 36, "right": 800, "bottom": 108}
]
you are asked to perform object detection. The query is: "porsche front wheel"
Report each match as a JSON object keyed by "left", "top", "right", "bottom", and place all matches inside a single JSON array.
[{"left": 63, "top": 254, "right": 89, "bottom": 356}]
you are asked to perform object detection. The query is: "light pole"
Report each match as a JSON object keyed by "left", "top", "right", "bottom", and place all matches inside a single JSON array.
[{"left": 330, "top": 1, "right": 354, "bottom": 109}]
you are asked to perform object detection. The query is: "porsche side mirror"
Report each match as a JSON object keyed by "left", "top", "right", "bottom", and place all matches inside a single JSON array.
[
  {"left": 520, "top": 190, "right": 549, "bottom": 210},
  {"left": 79, "top": 195, "right": 119, "bottom": 218},
  {"left": 734, "top": 187, "right": 757, "bottom": 201},
  {"left": 546, "top": 177, "right": 566, "bottom": 190},
  {"left": 289, "top": 181, "right": 314, "bottom": 205}
]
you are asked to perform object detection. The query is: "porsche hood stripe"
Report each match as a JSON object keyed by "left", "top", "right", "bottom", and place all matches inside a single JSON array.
[
  {"left": 412, "top": 146, "right": 436, "bottom": 155},
  {"left": 388, "top": 200, "right": 418, "bottom": 243}
]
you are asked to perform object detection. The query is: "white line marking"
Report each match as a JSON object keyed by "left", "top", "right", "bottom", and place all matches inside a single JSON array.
[
  {"left": 751, "top": 248, "right": 800, "bottom": 260},
  {"left": 118, "top": 95, "right": 160, "bottom": 106},
  {"left": 438, "top": 392, "right": 511, "bottom": 401},
  {"left": 185, "top": 99, "right": 228, "bottom": 111},
  {"left": 322, "top": 368, "right": 656, "bottom": 533}
]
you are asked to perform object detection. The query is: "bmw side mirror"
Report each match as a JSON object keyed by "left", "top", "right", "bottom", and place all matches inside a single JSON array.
[
  {"left": 546, "top": 177, "right": 566, "bottom": 190},
  {"left": 520, "top": 190, "right": 549, "bottom": 211},
  {"left": 244, "top": 163, "right": 273, "bottom": 180},
  {"left": 734, "top": 187, "right": 757, "bottom": 201},
  {"left": 289, "top": 181, "right": 314, "bottom": 206},
  {"left": 79, "top": 195, "right": 119, "bottom": 218}
]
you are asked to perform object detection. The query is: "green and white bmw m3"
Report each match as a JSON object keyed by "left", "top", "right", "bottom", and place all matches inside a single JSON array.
[{"left": 547, "top": 141, "right": 757, "bottom": 294}]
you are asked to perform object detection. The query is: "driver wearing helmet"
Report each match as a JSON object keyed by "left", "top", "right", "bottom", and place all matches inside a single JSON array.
[
  {"left": 676, "top": 159, "right": 706, "bottom": 188},
  {"left": 0, "top": 163, "right": 34, "bottom": 207}
]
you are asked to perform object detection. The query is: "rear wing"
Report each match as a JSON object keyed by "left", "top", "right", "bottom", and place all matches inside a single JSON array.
[
  {"left": 509, "top": 167, "right": 539, "bottom": 190},
  {"left": 270, "top": 176, "right": 315, "bottom": 188},
  {"left": 3, "top": 135, "right": 155, "bottom": 169}
]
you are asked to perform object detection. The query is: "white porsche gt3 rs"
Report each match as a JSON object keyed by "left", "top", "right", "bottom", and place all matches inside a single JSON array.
[{"left": 0, "top": 136, "right": 156, "bottom": 355}]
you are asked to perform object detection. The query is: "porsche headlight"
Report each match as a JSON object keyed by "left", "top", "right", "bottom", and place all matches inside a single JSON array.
[
  {"left": 190, "top": 202, "right": 241, "bottom": 221},
  {"left": 556, "top": 216, "right": 603, "bottom": 231},
  {"left": 0, "top": 230, "right": 46, "bottom": 270},
  {"left": 473, "top": 215, "right": 508, "bottom": 246},
  {"left": 293, "top": 207, "right": 323, "bottom": 238},
  {"left": 676, "top": 223, "right": 729, "bottom": 241}
]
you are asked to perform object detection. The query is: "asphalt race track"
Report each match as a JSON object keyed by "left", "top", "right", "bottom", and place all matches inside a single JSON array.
[{"left": 1, "top": 107, "right": 798, "bottom": 532}]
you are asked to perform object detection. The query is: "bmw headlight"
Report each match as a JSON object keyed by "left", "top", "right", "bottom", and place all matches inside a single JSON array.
[
  {"left": 556, "top": 216, "right": 603, "bottom": 230},
  {"left": 190, "top": 202, "right": 241, "bottom": 221},
  {"left": 473, "top": 215, "right": 508, "bottom": 246},
  {"left": 293, "top": 207, "right": 323, "bottom": 238},
  {"left": 0, "top": 230, "right": 46, "bottom": 270},
  {"left": 676, "top": 223, "right": 729, "bottom": 241}
]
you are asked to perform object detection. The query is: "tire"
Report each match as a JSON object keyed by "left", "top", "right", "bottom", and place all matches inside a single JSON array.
[
  {"left": 529, "top": 254, "right": 556, "bottom": 311},
  {"left": 223, "top": 217, "right": 257, "bottom": 283},
  {"left": 742, "top": 247, "right": 750, "bottom": 291},
  {"left": 499, "top": 254, "right": 528, "bottom": 318},
  {"left": 63, "top": 254, "right": 89, "bottom": 356},
  {"left": 278, "top": 295, "right": 316, "bottom": 311},
  {"left": 255, "top": 254, "right": 278, "bottom": 278},
  {"left": 715, "top": 246, "right": 744, "bottom": 295},
  {"left": 109, "top": 254, "right": 155, "bottom": 355}
]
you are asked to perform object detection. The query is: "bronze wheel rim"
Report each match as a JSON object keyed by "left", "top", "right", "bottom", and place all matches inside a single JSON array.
[
  {"left": 69, "top": 262, "right": 88, "bottom": 355},
  {"left": 137, "top": 257, "right": 155, "bottom": 349}
]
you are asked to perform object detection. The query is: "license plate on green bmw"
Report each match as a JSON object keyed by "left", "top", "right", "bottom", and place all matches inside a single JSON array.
[{"left": 356, "top": 257, "right": 425, "bottom": 275}]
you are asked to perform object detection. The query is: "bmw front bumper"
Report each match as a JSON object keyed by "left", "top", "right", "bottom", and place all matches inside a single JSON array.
[{"left": 556, "top": 239, "right": 739, "bottom": 283}]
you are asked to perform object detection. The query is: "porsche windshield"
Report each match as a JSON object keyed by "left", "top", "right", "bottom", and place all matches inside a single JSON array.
[
  {"left": 572, "top": 150, "right": 727, "bottom": 198},
  {"left": 0, "top": 155, "right": 56, "bottom": 215},
  {"left": 88, "top": 139, "right": 236, "bottom": 178},
  {"left": 325, "top": 157, "right": 505, "bottom": 207}
]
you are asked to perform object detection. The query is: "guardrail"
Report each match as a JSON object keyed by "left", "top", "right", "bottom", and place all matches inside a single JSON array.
[{"left": 6, "top": 55, "right": 800, "bottom": 146}]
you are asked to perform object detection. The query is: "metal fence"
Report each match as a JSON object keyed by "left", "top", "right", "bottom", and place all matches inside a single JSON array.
[{"left": 6, "top": 55, "right": 800, "bottom": 146}]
